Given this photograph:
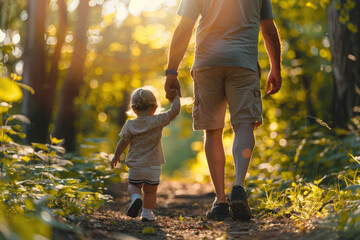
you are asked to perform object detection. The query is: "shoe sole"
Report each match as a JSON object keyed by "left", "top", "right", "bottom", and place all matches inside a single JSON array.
[
  {"left": 206, "top": 213, "right": 229, "bottom": 221},
  {"left": 141, "top": 217, "right": 155, "bottom": 222},
  {"left": 206, "top": 209, "right": 230, "bottom": 221},
  {"left": 126, "top": 198, "right": 142, "bottom": 218},
  {"left": 230, "top": 200, "right": 251, "bottom": 221}
]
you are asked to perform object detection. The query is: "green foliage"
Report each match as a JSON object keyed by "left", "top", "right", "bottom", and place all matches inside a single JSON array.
[
  {"left": 0, "top": 74, "right": 32, "bottom": 144},
  {"left": 0, "top": 132, "right": 121, "bottom": 238},
  {"left": 0, "top": 77, "right": 121, "bottom": 239},
  {"left": 243, "top": 116, "right": 360, "bottom": 238}
]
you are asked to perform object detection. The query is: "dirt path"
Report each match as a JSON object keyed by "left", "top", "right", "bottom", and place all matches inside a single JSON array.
[{"left": 80, "top": 181, "right": 331, "bottom": 240}]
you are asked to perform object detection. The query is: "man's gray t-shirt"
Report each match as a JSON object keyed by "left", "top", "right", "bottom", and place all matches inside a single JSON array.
[{"left": 177, "top": 0, "right": 274, "bottom": 72}]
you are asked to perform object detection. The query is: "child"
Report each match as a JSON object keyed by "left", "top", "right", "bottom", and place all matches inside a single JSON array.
[{"left": 111, "top": 87, "right": 180, "bottom": 221}]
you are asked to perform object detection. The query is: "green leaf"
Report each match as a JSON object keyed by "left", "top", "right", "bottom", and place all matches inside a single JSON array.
[
  {"left": 24, "top": 197, "right": 35, "bottom": 210},
  {"left": 35, "top": 151, "right": 49, "bottom": 162},
  {"left": 32, "top": 143, "right": 50, "bottom": 151},
  {"left": 0, "top": 77, "right": 23, "bottom": 102},
  {"left": 348, "top": 153, "right": 360, "bottom": 164},
  {"left": 8, "top": 114, "right": 31, "bottom": 124},
  {"left": 48, "top": 145, "right": 65, "bottom": 154},
  {"left": 56, "top": 159, "right": 73, "bottom": 166},
  {"left": 21, "top": 156, "right": 31, "bottom": 163},
  {"left": 142, "top": 227, "right": 155, "bottom": 234},
  {"left": 65, "top": 193, "right": 76, "bottom": 198},
  {"left": 49, "top": 165, "right": 68, "bottom": 172},
  {"left": 41, "top": 171, "right": 56, "bottom": 179},
  {"left": 0, "top": 131, "right": 13, "bottom": 143},
  {"left": 314, "top": 176, "right": 326, "bottom": 185},
  {"left": 0, "top": 102, "right": 12, "bottom": 114},
  {"left": 50, "top": 135, "right": 64, "bottom": 145},
  {"left": 17, "top": 82, "right": 35, "bottom": 95},
  {"left": 65, "top": 179, "right": 80, "bottom": 185},
  {"left": 345, "top": 185, "right": 360, "bottom": 193}
]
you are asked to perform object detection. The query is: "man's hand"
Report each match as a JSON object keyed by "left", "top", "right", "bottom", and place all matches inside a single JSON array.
[
  {"left": 165, "top": 74, "right": 181, "bottom": 102},
  {"left": 111, "top": 157, "right": 120, "bottom": 169},
  {"left": 266, "top": 70, "right": 282, "bottom": 95}
]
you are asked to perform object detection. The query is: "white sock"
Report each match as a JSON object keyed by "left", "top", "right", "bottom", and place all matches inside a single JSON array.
[
  {"left": 142, "top": 208, "right": 152, "bottom": 214},
  {"left": 232, "top": 123, "right": 255, "bottom": 187},
  {"left": 141, "top": 208, "right": 155, "bottom": 220},
  {"left": 130, "top": 193, "right": 141, "bottom": 203}
]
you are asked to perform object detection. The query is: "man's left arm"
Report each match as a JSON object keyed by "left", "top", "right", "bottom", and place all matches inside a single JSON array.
[{"left": 260, "top": 19, "right": 282, "bottom": 95}]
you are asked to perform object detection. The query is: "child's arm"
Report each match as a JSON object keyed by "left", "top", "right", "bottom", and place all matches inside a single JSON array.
[
  {"left": 111, "top": 138, "right": 129, "bottom": 169},
  {"left": 167, "top": 91, "right": 181, "bottom": 121}
]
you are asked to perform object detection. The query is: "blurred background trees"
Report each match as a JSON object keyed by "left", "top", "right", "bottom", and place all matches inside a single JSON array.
[
  {"left": 0, "top": 0, "right": 359, "bottom": 180},
  {"left": 21, "top": 0, "right": 47, "bottom": 144},
  {"left": 53, "top": 0, "right": 89, "bottom": 151},
  {"left": 328, "top": 0, "right": 360, "bottom": 128}
]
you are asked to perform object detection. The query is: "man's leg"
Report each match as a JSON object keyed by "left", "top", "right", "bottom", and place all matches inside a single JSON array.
[
  {"left": 204, "top": 128, "right": 230, "bottom": 220},
  {"left": 229, "top": 122, "right": 254, "bottom": 220},
  {"left": 232, "top": 123, "right": 255, "bottom": 187},
  {"left": 204, "top": 128, "right": 227, "bottom": 203}
]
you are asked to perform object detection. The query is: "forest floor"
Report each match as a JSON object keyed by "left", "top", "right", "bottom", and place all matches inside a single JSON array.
[{"left": 78, "top": 180, "right": 337, "bottom": 240}]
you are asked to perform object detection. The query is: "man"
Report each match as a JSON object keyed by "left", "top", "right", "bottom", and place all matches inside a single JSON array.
[{"left": 165, "top": 0, "right": 282, "bottom": 221}]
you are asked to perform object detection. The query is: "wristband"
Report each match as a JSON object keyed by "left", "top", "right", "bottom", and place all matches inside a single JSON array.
[{"left": 165, "top": 69, "right": 178, "bottom": 77}]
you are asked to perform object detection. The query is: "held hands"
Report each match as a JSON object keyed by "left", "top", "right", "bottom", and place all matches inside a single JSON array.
[
  {"left": 266, "top": 70, "right": 282, "bottom": 95},
  {"left": 111, "top": 157, "right": 120, "bottom": 169},
  {"left": 165, "top": 74, "right": 181, "bottom": 102}
]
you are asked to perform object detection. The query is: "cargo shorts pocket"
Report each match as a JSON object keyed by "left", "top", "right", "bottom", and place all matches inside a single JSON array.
[
  {"left": 193, "top": 79, "right": 200, "bottom": 120},
  {"left": 192, "top": 66, "right": 215, "bottom": 121}
]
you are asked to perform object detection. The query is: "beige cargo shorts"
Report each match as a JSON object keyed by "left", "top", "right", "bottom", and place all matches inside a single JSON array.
[{"left": 191, "top": 66, "right": 263, "bottom": 130}]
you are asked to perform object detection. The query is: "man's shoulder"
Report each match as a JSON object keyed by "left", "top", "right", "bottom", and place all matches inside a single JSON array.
[{"left": 177, "top": 0, "right": 202, "bottom": 17}]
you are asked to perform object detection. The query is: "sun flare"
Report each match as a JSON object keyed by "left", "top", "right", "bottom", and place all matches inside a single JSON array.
[{"left": 128, "top": 0, "right": 177, "bottom": 15}]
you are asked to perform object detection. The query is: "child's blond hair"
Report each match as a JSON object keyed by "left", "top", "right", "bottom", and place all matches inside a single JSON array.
[{"left": 130, "top": 87, "right": 158, "bottom": 111}]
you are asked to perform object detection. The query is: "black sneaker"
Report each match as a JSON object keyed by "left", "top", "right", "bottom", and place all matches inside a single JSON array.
[
  {"left": 206, "top": 201, "right": 230, "bottom": 221},
  {"left": 126, "top": 198, "right": 142, "bottom": 218},
  {"left": 229, "top": 185, "right": 251, "bottom": 221}
]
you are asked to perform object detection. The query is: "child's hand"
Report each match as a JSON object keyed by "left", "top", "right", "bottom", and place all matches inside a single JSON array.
[
  {"left": 165, "top": 75, "right": 181, "bottom": 102},
  {"left": 111, "top": 157, "right": 120, "bottom": 169}
]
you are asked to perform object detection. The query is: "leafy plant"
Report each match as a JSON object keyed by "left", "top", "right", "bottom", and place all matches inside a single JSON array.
[{"left": 0, "top": 73, "right": 121, "bottom": 239}]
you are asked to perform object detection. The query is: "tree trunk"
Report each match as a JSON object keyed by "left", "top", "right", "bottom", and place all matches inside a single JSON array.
[
  {"left": 328, "top": 0, "right": 360, "bottom": 128},
  {"left": 22, "top": 0, "right": 47, "bottom": 144},
  {"left": 0, "top": 2, "right": 3, "bottom": 28},
  {"left": 53, "top": 0, "right": 89, "bottom": 152},
  {"left": 44, "top": 0, "right": 67, "bottom": 136},
  {"left": 0, "top": 0, "right": 10, "bottom": 29}
]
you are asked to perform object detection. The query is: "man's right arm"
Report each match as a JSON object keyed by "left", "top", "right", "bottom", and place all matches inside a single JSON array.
[
  {"left": 165, "top": 16, "right": 196, "bottom": 102},
  {"left": 260, "top": 19, "right": 282, "bottom": 95}
]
